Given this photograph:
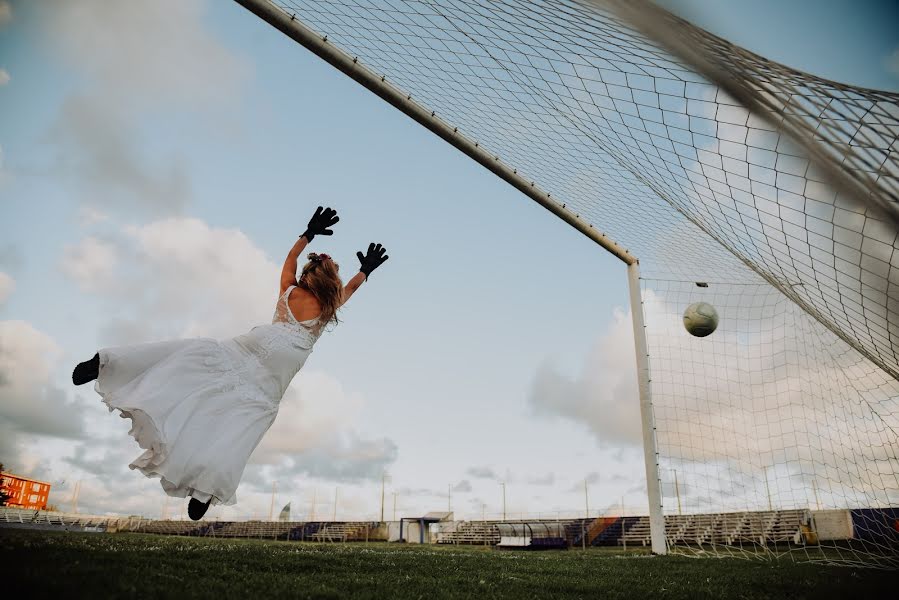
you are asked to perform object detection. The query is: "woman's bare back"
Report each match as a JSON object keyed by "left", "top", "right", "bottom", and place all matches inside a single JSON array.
[{"left": 286, "top": 286, "right": 322, "bottom": 322}]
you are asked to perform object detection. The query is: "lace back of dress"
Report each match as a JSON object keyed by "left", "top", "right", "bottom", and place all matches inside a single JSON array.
[
  {"left": 272, "top": 288, "right": 294, "bottom": 325},
  {"left": 273, "top": 286, "right": 322, "bottom": 337}
]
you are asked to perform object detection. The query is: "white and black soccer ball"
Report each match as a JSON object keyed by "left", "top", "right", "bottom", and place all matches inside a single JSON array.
[{"left": 683, "top": 302, "right": 719, "bottom": 337}]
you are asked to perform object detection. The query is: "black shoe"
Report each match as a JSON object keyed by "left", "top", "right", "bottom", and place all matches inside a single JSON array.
[
  {"left": 188, "top": 498, "right": 212, "bottom": 521},
  {"left": 73, "top": 353, "right": 100, "bottom": 385}
]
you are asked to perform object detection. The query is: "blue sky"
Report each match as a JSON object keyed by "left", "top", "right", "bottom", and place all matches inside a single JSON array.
[
  {"left": 656, "top": 0, "right": 899, "bottom": 92},
  {"left": 1, "top": 0, "right": 897, "bottom": 520}
]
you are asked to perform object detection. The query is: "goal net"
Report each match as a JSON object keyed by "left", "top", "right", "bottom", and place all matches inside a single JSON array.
[
  {"left": 643, "top": 277, "right": 898, "bottom": 565},
  {"left": 238, "top": 0, "right": 899, "bottom": 565}
]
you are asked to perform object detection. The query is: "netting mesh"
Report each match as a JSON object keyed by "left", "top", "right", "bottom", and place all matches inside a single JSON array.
[
  {"left": 269, "top": 0, "right": 899, "bottom": 380},
  {"left": 244, "top": 0, "right": 899, "bottom": 563},
  {"left": 606, "top": 0, "right": 899, "bottom": 219},
  {"left": 643, "top": 279, "right": 899, "bottom": 566}
]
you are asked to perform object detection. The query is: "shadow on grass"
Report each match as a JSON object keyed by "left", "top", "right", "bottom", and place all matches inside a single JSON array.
[{"left": 2, "top": 530, "right": 893, "bottom": 599}]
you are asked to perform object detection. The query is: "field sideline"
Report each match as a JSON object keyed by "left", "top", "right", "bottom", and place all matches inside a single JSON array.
[{"left": 2, "top": 530, "right": 893, "bottom": 599}]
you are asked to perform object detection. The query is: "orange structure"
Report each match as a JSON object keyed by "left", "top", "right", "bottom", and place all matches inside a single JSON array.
[{"left": 0, "top": 472, "right": 51, "bottom": 510}]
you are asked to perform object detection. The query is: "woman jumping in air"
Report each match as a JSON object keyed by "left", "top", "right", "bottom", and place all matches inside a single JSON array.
[{"left": 72, "top": 207, "right": 388, "bottom": 520}]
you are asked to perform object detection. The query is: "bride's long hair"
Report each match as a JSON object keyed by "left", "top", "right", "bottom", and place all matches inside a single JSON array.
[{"left": 298, "top": 253, "right": 343, "bottom": 333}]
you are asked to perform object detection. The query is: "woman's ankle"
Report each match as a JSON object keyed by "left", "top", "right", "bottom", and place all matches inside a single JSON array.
[{"left": 72, "top": 353, "right": 100, "bottom": 385}]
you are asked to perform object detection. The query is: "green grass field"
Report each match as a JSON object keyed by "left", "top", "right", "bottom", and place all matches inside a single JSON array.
[{"left": 2, "top": 530, "right": 894, "bottom": 599}]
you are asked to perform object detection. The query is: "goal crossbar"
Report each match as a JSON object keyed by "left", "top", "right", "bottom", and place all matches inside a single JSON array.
[{"left": 234, "top": 0, "right": 637, "bottom": 266}]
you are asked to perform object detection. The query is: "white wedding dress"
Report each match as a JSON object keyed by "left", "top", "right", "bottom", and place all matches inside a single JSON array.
[{"left": 95, "top": 285, "right": 321, "bottom": 506}]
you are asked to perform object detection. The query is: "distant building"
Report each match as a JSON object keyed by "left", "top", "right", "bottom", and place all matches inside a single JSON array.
[{"left": 0, "top": 472, "right": 51, "bottom": 510}]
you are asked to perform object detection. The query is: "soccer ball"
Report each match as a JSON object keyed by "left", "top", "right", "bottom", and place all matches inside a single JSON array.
[{"left": 683, "top": 302, "right": 719, "bottom": 337}]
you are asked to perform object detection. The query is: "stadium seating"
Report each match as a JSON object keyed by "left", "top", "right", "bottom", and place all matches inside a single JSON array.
[
  {"left": 0, "top": 506, "right": 134, "bottom": 532},
  {"left": 310, "top": 522, "right": 377, "bottom": 542},
  {"left": 436, "top": 520, "right": 500, "bottom": 545},
  {"left": 569, "top": 517, "right": 615, "bottom": 547},
  {"left": 592, "top": 516, "right": 640, "bottom": 546},
  {"left": 617, "top": 510, "right": 808, "bottom": 548},
  {"left": 125, "top": 518, "right": 380, "bottom": 542},
  {"left": 620, "top": 517, "right": 652, "bottom": 546},
  {"left": 135, "top": 520, "right": 204, "bottom": 536},
  {"left": 0, "top": 506, "right": 819, "bottom": 550},
  {"left": 120, "top": 509, "right": 810, "bottom": 548},
  {"left": 287, "top": 522, "right": 322, "bottom": 541},
  {"left": 214, "top": 520, "right": 294, "bottom": 538},
  {"left": 438, "top": 519, "right": 594, "bottom": 546}
]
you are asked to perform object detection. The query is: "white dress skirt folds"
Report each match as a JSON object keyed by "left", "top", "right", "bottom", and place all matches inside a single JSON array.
[{"left": 94, "top": 286, "right": 321, "bottom": 506}]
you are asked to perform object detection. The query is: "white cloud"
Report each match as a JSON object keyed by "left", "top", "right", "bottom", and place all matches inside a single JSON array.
[
  {"left": 77, "top": 206, "right": 110, "bottom": 227},
  {"left": 45, "top": 0, "right": 249, "bottom": 112},
  {"left": 53, "top": 216, "right": 397, "bottom": 510},
  {"left": 60, "top": 236, "right": 118, "bottom": 293},
  {"left": 122, "top": 217, "right": 278, "bottom": 340},
  {"left": 0, "top": 1, "right": 10, "bottom": 26},
  {"left": 452, "top": 480, "right": 472, "bottom": 493},
  {"left": 252, "top": 372, "right": 366, "bottom": 462},
  {"left": 0, "top": 320, "right": 86, "bottom": 440},
  {"left": 527, "top": 472, "right": 555, "bottom": 486},
  {"left": 267, "top": 434, "right": 398, "bottom": 483},
  {"left": 659, "top": 289, "right": 899, "bottom": 511},
  {"left": 885, "top": 47, "right": 899, "bottom": 77},
  {"left": 0, "top": 69, "right": 9, "bottom": 86},
  {"left": 50, "top": 96, "right": 192, "bottom": 215},
  {"left": 49, "top": 474, "right": 164, "bottom": 518},
  {"left": 0, "top": 421, "right": 23, "bottom": 471},
  {"left": 529, "top": 306, "right": 641, "bottom": 446},
  {"left": 0, "top": 271, "right": 13, "bottom": 305},
  {"left": 467, "top": 466, "right": 500, "bottom": 480},
  {"left": 59, "top": 217, "right": 278, "bottom": 342},
  {"left": 0, "top": 438, "right": 57, "bottom": 494},
  {"left": 528, "top": 284, "right": 899, "bottom": 512},
  {"left": 39, "top": 0, "right": 250, "bottom": 216},
  {"left": 248, "top": 370, "right": 399, "bottom": 483}
]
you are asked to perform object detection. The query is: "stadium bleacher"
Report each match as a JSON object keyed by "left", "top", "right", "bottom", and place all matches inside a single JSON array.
[
  {"left": 126, "top": 518, "right": 382, "bottom": 542},
  {"left": 617, "top": 510, "right": 808, "bottom": 548},
  {"left": 433, "top": 510, "right": 810, "bottom": 549},
  {"left": 0, "top": 506, "right": 846, "bottom": 552},
  {"left": 310, "top": 522, "right": 378, "bottom": 542},
  {"left": 437, "top": 518, "right": 593, "bottom": 546},
  {"left": 436, "top": 520, "right": 500, "bottom": 545},
  {"left": 0, "top": 507, "right": 135, "bottom": 532}
]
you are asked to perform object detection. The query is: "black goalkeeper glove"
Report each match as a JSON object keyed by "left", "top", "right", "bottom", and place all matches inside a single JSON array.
[
  {"left": 357, "top": 243, "right": 389, "bottom": 279},
  {"left": 302, "top": 206, "right": 339, "bottom": 242}
]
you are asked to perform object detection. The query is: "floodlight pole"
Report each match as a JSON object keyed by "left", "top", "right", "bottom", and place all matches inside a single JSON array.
[
  {"left": 380, "top": 472, "right": 387, "bottom": 523},
  {"left": 392, "top": 492, "right": 398, "bottom": 521},
  {"left": 627, "top": 261, "right": 667, "bottom": 555},
  {"left": 674, "top": 470, "right": 682, "bottom": 515},
  {"left": 269, "top": 481, "right": 277, "bottom": 521}
]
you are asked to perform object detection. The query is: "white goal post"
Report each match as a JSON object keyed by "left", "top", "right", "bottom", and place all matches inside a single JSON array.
[{"left": 234, "top": 0, "right": 899, "bottom": 565}]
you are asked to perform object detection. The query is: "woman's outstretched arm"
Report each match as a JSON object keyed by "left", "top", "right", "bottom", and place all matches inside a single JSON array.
[
  {"left": 281, "top": 206, "right": 339, "bottom": 294},
  {"left": 342, "top": 242, "right": 389, "bottom": 306},
  {"left": 280, "top": 236, "right": 309, "bottom": 294},
  {"left": 341, "top": 272, "right": 367, "bottom": 306}
]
